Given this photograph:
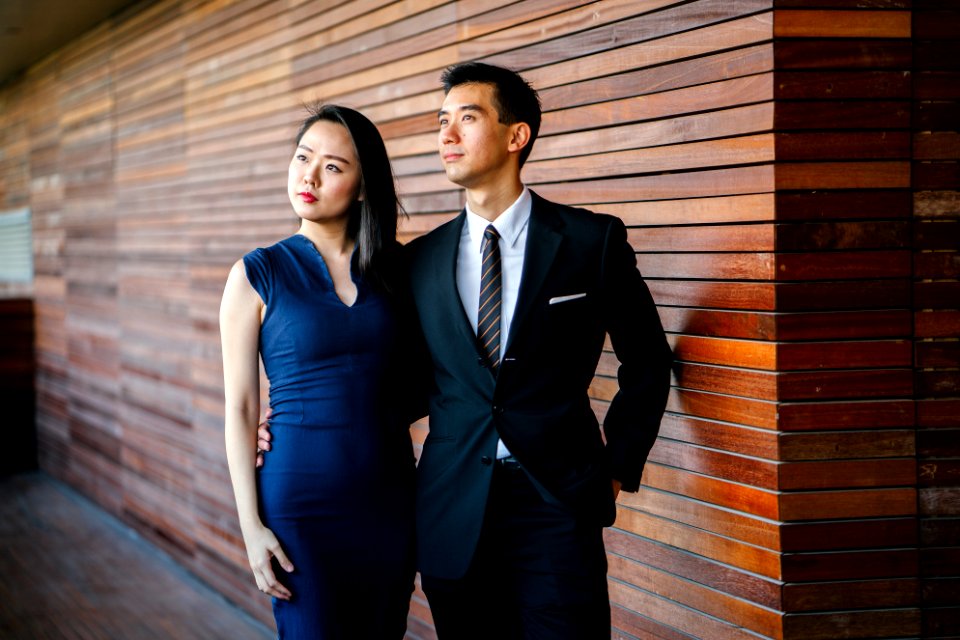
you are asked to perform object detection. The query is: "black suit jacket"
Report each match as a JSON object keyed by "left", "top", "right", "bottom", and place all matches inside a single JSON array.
[{"left": 406, "top": 191, "right": 672, "bottom": 580}]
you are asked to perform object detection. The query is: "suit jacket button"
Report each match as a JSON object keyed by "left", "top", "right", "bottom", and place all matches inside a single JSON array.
[
  {"left": 492, "top": 405, "right": 504, "bottom": 415},
  {"left": 481, "top": 456, "right": 492, "bottom": 466}
]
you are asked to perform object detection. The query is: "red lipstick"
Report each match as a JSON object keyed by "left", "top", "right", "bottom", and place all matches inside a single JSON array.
[{"left": 298, "top": 192, "right": 317, "bottom": 203}]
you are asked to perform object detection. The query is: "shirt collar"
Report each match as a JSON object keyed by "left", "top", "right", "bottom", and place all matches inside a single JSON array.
[{"left": 463, "top": 187, "right": 531, "bottom": 252}]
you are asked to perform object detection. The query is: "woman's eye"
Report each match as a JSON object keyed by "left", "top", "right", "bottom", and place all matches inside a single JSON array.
[{"left": 326, "top": 164, "right": 341, "bottom": 173}]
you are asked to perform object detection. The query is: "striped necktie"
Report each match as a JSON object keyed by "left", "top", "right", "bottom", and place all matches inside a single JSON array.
[{"left": 478, "top": 225, "right": 502, "bottom": 371}]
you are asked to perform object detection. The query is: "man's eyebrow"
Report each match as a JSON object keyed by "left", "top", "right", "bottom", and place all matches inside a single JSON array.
[{"left": 438, "top": 104, "right": 484, "bottom": 118}]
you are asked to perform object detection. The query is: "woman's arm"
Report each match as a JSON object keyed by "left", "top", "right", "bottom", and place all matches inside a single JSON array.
[{"left": 220, "top": 259, "right": 294, "bottom": 600}]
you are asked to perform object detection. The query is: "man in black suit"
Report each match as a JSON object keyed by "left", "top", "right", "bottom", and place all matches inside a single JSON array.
[{"left": 406, "top": 62, "right": 672, "bottom": 639}]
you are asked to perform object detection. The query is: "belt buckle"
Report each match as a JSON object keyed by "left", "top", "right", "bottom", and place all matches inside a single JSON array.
[{"left": 497, "top": 455, "right": 522, "bottom": 470}]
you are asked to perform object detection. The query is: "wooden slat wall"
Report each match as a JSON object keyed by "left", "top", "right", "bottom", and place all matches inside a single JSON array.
[
  {"left": 59, "top": 16, "right": 124, "bottom": 519},
  {"left": 913, "top": 2, "right": 960, "bottom": 637},
  {"left": 2, "top": 1, "right": 958, "bottom": 638},
  {"left": 771, "top": 3, "right": 920, "bottom": 639}
]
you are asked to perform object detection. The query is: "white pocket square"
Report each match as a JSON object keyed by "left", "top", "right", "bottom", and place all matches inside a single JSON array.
[{"left": 549, "top": 293, "right": 587, "bottom": 305}]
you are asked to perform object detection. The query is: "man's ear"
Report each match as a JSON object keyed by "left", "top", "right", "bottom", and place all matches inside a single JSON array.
[{"left": 507, "top": 122, "right": 531, "bottom": 156}]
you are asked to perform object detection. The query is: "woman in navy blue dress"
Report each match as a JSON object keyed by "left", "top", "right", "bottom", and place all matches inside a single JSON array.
[{"left": 221, "top": 104, "right": 415, "bottom": 639}]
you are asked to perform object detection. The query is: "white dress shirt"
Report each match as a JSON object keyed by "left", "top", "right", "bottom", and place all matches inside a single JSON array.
[{"left": 456, "top": 187, "right": 531, "bottom": 459}]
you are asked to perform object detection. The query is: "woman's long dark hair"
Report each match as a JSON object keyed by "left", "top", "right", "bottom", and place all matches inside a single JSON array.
[{"left": 295, "top": 103, "right": 404, "bottom": 291}]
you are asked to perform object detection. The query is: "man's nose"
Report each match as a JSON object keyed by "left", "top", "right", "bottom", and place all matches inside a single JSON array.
[{"left": 440, "top": 124, "right": 458, "bottom": 144}]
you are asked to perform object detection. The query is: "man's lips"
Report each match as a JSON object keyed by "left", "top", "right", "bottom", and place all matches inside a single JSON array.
[
  {"left": 298, "top": 192, "right": 317, "bottom": 203},
  {"left": 442, "top": 150, "right": 464, "bottom": 162}
]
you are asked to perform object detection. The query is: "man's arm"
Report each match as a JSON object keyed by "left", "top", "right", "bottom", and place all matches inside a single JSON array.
[
  {"left": 599, "top": 216, "right": 673, "bottom": 493},
  {"left": 392, "top": 242, "right": 432, "bottom": 425}
]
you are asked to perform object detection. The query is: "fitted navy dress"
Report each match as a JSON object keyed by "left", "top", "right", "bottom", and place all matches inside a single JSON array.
[{"left": 243, "top": 234, "right": 416, "bottom": 639}]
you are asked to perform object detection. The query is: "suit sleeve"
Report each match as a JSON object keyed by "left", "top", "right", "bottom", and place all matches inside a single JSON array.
[
  {"left": 394, "top": 241, "right": 431, "bottom": 425},
  {"left": 599, "top": 216, "right": 673, "bottom": 492}
]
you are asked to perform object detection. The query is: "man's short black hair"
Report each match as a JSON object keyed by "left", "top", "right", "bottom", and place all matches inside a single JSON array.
[{"left": 441, "top": 62, "right": 542, "bottom": 168}]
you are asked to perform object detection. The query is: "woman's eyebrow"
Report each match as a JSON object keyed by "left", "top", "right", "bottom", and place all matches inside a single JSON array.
[{"left": 296, "top": 145, "right": 351, "bottom": 164}]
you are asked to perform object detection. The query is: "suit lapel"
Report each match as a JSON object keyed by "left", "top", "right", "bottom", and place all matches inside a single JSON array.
[
  {"left": 429, "top": 210, "right": 480, "bottom": 357},
  {"left": 505, "top": 193, "right": 562, "bottom": 355}
]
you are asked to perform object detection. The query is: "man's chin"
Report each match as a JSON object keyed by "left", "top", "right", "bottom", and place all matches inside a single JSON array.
[{"left": 443, "top": 167, "right": 472, "bottom": 188}]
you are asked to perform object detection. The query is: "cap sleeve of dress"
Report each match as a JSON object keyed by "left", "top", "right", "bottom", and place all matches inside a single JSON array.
[{"left": 242, "top": 247, "right": 273, "bottom": 306}]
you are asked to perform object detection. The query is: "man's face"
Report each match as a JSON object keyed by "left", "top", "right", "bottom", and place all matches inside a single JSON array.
[{"left": 437, "top": 82, "right": 516, "bottom": 190}]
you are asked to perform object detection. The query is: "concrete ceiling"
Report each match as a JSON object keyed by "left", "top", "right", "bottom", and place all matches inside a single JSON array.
[{"left": 0, "top": 0, "right": 141, "bottom": 87}]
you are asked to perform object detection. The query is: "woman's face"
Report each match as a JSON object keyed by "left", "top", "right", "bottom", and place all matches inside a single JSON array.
[{"left": 288, "top": 120, "right": 362, "bottom": 225}]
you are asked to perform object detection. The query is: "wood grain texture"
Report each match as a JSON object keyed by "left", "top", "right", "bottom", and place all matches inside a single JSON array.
[
  {"left": 783, "top": 577, "right": 918, "bottom": 613},
  {"left": 781, "top": 609, "right": 921, "bottom": 640}
]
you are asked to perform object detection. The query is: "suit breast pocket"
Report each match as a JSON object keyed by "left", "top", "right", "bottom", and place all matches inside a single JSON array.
[
  {"left": 535, "top": 292, "right": 604, "bottom": 360},
  {"left": 545, "top": 291, "right": 591, "bottom": 327}
]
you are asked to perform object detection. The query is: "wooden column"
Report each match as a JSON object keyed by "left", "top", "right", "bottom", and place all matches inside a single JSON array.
[
  {"left": 774, "top": 3, "right": 918, "bottom": 638},
  {"left": 913, "top": 2, "right": 960, "bottom": 637}
]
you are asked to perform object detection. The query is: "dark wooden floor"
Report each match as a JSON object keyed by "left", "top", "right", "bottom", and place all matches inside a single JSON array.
[{"left": 0, "top": 471, "right": 273, "bottom": 640}]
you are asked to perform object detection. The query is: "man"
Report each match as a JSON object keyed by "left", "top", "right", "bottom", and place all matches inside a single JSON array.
[
  {"left": 261, "top": 62, "right": 672, "bottom": 638},
  {"left": 408, "top": 61, "right": 671, "bottom": 638}
]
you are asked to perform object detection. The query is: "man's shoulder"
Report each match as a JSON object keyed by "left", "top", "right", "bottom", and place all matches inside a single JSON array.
[
  {"left": 405, "top": 214, "right": 462, "bottom": 253},
  {"left": 531, "top": 192, "right": 621, "bottom": 234}
]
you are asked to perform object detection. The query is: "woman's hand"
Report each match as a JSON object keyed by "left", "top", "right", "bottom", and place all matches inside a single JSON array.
[{"left": 243, "top": 524, "right": 295, "bottom": 600}]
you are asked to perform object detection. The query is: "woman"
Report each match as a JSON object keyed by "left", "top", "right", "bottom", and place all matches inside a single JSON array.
[{"left": 221, "top": 104, "right": 415, "bottom": 639}]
